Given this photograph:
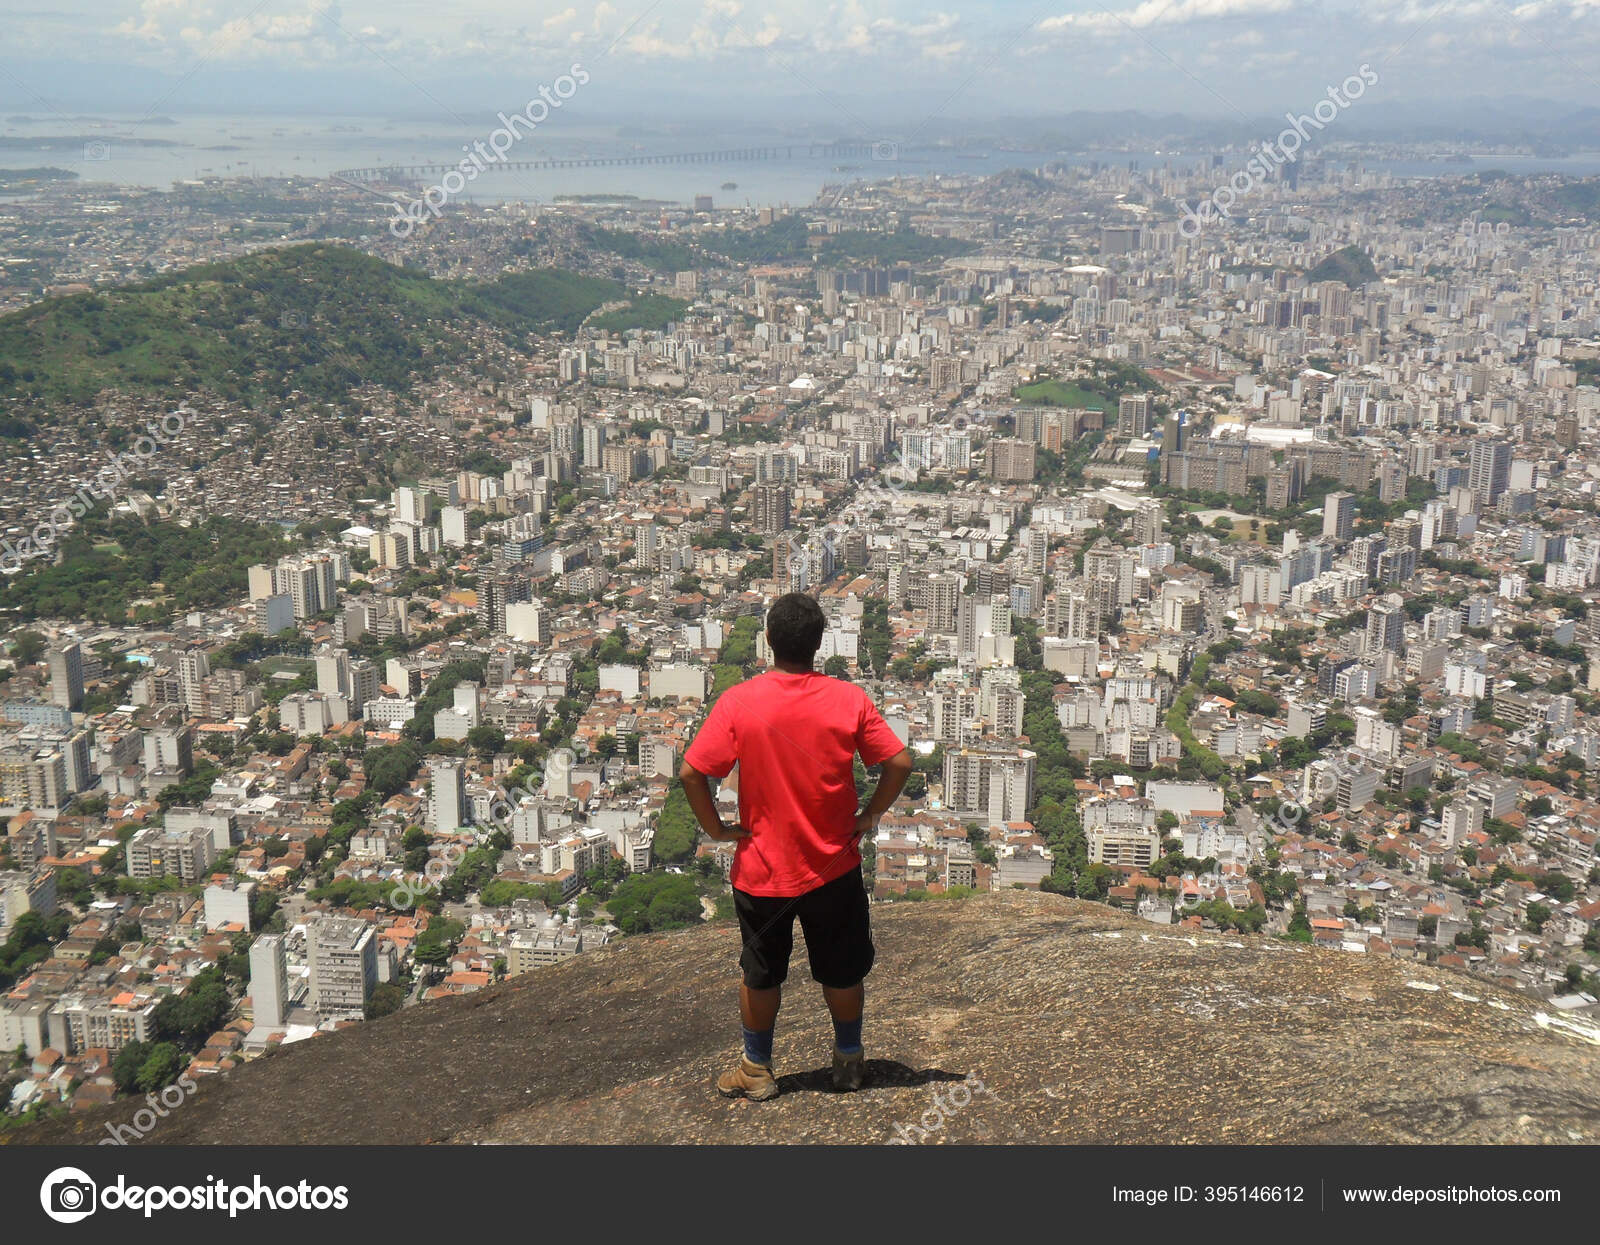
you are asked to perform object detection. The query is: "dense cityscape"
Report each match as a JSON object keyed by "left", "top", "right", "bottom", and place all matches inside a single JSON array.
[{"left": 4, "top": 135, "right": 1600, "bottom": 1135}]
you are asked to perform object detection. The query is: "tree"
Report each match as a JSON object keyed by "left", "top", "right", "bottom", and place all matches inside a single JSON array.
[
  {"left": 365, "top": 742, "right": 421, "bottom": 798},
  {"left": 151, "top": 967, "right": 232, "bottom": 1051},
  {"left": 9, "top": 630, "right": 46, "bottom": 666},
  {"left": 365, "top": 984, "right": 405, "bottom": 1020},
  {"left": 414, "top": 918, "right": 465, "bottom": 966},
  {"left": 466, "top": 725, "right": 506, "bottom": 758},
  {"left": 652, "top": 785, "right": 699, "bottom": 863},
  {"left": 1525, "top": 902, "right": 1552, "bottom": 933},
  {"left": 824, "top": 655, "right": 850, "bottom": 679},
  {"left": 607, "top": 873, "right": 702, "bottom": 935},
  {"left": 112, "top": 1041, "right": 150, "bottom": 1093},
  {"left": 135, "top": 1042, "right": 184, "bottom": 1093}
]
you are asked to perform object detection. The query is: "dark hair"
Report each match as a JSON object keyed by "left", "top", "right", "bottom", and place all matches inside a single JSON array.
[{"left": 766, "top": 592, "right": 825, "bottom": 664}]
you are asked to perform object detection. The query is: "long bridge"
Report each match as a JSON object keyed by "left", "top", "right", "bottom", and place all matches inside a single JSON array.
[{"left": 333, "top": 142, "right": 889, "bottom": 184}]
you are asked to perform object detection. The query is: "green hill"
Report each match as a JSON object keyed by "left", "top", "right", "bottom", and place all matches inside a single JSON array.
[
  {"left": 0, "top": 244, "right": 629, "bottom": 410},
  {"left": 1304, "top": 245, "right": 1378, "bottom": 287}
]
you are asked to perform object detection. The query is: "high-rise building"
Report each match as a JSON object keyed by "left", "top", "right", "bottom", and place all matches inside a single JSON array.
[
  {"left": 752, "top": 482, "right": 792, "bottom": 535},
  {"left": 479, "top": 574, "right": 532, "bottom": 635},
  {"left": 931, "top": 686, "right": 980, "bottom": 745},
  {"left": 142, "top": 722, "right": 194, "bottom": 776},
  {"left": 271, "top": 553, "right": 340, "bottom": 620},
  {"left": 124, "top": 824, "right": 215, "bottom": 882},
  {"left": 1440, "top": 798, "right": 1484, "bottom": 848},
  {"left": 928, "top": 573, "right": 962, "bottom": 635},
  {"left": 249, "top": 934, "right": 287, "bottom": 1028},
  {"left": 1365, "top": 595, "right": 1406, "bottom": 655},
  {"left": 1469, "top": 440, "right": 1511, "bottom": 507},
  {"left": 1132, "top": 503, "right": 1164, "bottom": 546},
  {"left": 505, "top": 600, "right": 551, "bottom": 644},
  {"left": 316, "top": 648, "right": 352, "bottom": 699},
  {"left": 247, "top": 564, "right": 275, "bottom": 601},
  {"left": 46, "top": 643, "right": 84, "bottom": 712},
  {"left": 581, "top": 419, "right": 606, "bottom": 469},
  {"left": 1322, "top": 492, "right": 1356, "bottom": 542},
  {"left": 1117, "top": 394, "right": 1152, "bottom": 436},
  {"left": 0, "top": 743, "right": 69, "bottom": 808},
  {"left": 989, "top": 438, "right": 1037, "bottom": 483},
  {"left": 349, "top": 658, "right": 379, "bottom": 717},
  {"left": 756, "top": 450, "right": 798, "bottom": 484},
  {"left": 941, "top": 747, "right": 1037, "bottom": 823},
  {"left": 1027, "top": 527, "right": 1050, "bottom": 574},
  {"left": 393, "top": 486, "right": 435, "bottom": 526},
  {"left": 430, "top": 759, "right": 467, "bottom": 833},
  {"left": 1266, "top": 461, "right": 1304, "bottom": 509},
  {"left": 307, "top": 917, "right": 376, "bottom": 1017}
]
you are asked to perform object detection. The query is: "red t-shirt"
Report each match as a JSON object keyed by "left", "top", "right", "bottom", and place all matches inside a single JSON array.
[{"left": 683, "top": 670, "right": 906, "bottom": 897}]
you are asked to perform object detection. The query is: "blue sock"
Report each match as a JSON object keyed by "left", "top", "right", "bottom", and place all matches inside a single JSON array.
[
  {"left": 832, "top": 1016, "right": 863, "bottom": 1054},
  {"left": 742, "top": 1026, "right": 775, "bottom": 1065}
]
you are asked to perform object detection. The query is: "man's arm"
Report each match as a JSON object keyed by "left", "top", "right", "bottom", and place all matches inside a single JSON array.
[
  {"left": 854, "top": 747, "right": 914, "bottom": 839},
  {"left": 679, "top": 760, "right": 750, "bottom": 843}
]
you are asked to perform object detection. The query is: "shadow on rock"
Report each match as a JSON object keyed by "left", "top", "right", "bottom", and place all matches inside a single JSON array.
[{"left": 775, "top": 1061, "right": 968, "bottom": 1095}]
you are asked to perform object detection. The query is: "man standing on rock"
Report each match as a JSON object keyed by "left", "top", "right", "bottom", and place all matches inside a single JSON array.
[{"left": 679, "top": 591, "right": 914, "bottom": 1101}]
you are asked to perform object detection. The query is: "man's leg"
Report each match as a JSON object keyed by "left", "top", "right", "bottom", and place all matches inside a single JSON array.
[
  {"left": 821, "top": 982, "right": 864, "bottom": 1056},
  {"left": 720, "top": 888, "right": 792, "bottom": 1100},
  {"left": 797, "top": 868, "right": 875, "bottom": 1090},
  {"left": 740, "top": 983, "right": 782, "bottom": 1066}
]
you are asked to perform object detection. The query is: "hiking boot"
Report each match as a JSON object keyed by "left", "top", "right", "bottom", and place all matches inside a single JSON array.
[
  {"left": 717, "top": 1056, "right": 779, "bottom": 1101},
  {"left": 831, "top": 1048, "right": 865, "bottom": 1092}
]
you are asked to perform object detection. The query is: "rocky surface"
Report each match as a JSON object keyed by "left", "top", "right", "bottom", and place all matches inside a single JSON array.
[{"left": 14, "top": 891, "right": 1600, "bottom": 1146}]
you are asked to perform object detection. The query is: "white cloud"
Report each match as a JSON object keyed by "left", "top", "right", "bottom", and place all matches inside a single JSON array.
[
  {"left": 1040, "top": 0, "right": 1303, "bottom": 34},
  {"left": 115, "top": 0, "right": 215, "bottom": 43}
]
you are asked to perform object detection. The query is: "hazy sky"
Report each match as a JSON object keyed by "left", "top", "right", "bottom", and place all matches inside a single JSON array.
[{"left": 3, "top": 0, "right": 1600, "bottom": 124}]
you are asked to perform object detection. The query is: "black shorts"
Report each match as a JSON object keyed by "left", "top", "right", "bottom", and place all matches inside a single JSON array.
[{"left": 733, "top": 866, "right": 875, "bottom": 990}]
